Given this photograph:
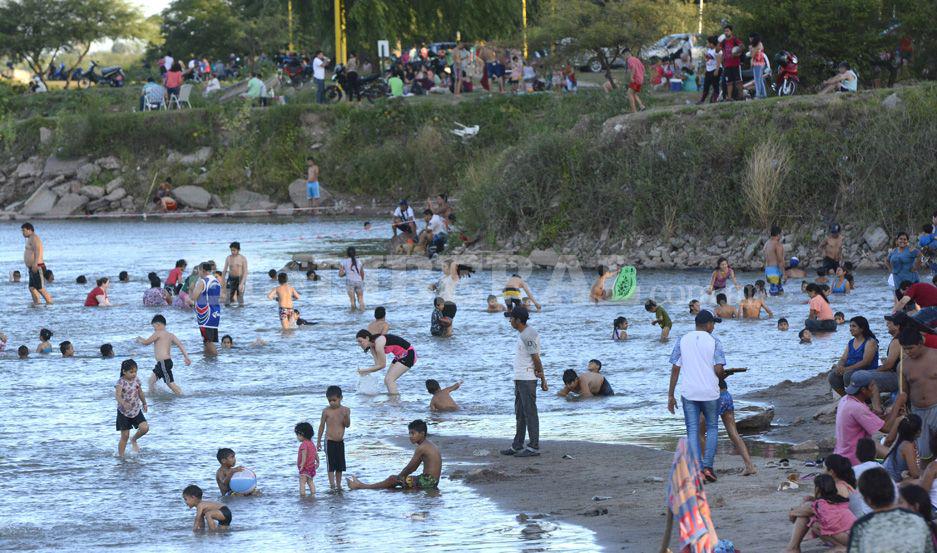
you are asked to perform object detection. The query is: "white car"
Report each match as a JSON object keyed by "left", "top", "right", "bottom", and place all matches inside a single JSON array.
[{"left": 641, "top": 33, "right": 705, "bottom": 63}]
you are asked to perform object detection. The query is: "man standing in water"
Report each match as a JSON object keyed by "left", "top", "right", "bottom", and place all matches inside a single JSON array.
[
  {"left": 21, "top": 222, "right": 52, "bottom": 305},
  {"left": 501, "top": 305, "right": 548, "bottom": 458},
  {"left": 221, "top": 242, "right": 248, "bottom": 306},
  {"left": 667, "top": 310, "right": 725, "bottom": 483},
  {"left": 188, "top": 262, "right": 222, "bottom": 355},
  {"left": 900, "top": 328, "right": 937, "bottom": 462},
  {"left": 763, "top": 225, "right": 785, "bottom": 296}
]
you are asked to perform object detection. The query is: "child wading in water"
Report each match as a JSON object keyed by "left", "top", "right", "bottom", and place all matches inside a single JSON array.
[
  {"left": 215, "top": 448, "right": 245, "bottom": 495},
  {"left": 338, "top": 247, "right": 365, "bottom": 311},
  {"left": 714, "top": 293, "right": 737, "bottom": 319},
  {"left": 295, "top": 422, "right": 320, "bottom": 497},
  {"left": 644, "top": 299, "right": 672, "bottom": 341},
  {"left": 590, "top": 265, "right": 614, "bottom": 303},
  {"left": 266, "top": 272, "right": 300, "bottom": 330},
  {"left": 317, "top": 386, "right": 351, "bottom": 490},
  {"left": 739, "top": 284, "right": 774, "bottom": 319},
  {"left": 136, "top": 314, "right": 191, "bottom": 396},
  {"left": 183, "top": 484, "right": 232, "bottom": 531},
  {"left": 612, "top": 316, "right": 628, "bottom": 340},
  {"left": 348, "top": 419, "right": 441, "bottom": 491},
  {"left": 115, "top": 359, "right": 149, "bottom": 457},
  {"left": 784, "top": 474, "right": 855, "bottom": 552},
  {"left": 426, "top": 379, "right": 462, "bottom": 411}
]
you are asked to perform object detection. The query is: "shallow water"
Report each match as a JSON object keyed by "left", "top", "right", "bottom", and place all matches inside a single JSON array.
[{"left": 0, "top": 219, "right": 897, "bottom": 551}]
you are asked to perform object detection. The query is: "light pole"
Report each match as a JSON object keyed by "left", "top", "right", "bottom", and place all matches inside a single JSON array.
[
  {"left": 522, "top": 0, "right": 528, "bottom": 59},
  {"left": 288, "top": 0, "right": 294, "bottom": 51},
  {"left": 698, "top": 0, "right": 704, "bottom": 34},
  {"left": 333, "top": 0, "right": 347, "bottom": 64}
]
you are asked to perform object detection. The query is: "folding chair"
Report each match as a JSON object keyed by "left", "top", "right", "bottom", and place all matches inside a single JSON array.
[{"left": 169, "top": 84, "right": 194, "bottom": 109}]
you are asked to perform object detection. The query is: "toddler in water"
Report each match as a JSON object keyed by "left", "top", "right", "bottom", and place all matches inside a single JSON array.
[
  {"left": 115, "top": 359, "right": 149, "bottom": 457},
  {"left": 834, "top": 312, "right": 846, "bottom": 325},
  {"left": 215, "top": 448, "right": 246, "bottom": 496},
  {"left": 754, "top": 280, "right": 768, "bottom": 299},
  {"left": 182, "top": 485, "right": 231, "bottom": 531},
  {"left": 612, "top": 317, "right": 628, "bottom": 340},
  {"left": 644, "top": 299, "right": 672, "bottom": 341},
  {"left": 486, "top": 294, "right": 507, "bottom": 313},
  {"left": 784, "top": 474, "right": 855, "bottom": 551},
  {"left": 426, "top": 379, "right": 462, "bottom": 412},
  {"left": 36, "top": 328, "right": 53, "bottom": 354},
  {"left": 295, "top": 422, "right": 320, "bottom": 497}
]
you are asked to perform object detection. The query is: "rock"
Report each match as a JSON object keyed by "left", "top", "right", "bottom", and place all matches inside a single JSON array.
[
  {"left": 791, "top": 439, "right": 819, "bottom": 453},
  {"left": 229, "top": 189, "right": 271, "bottom": 210},
  {"left": 172, "top": 185, "right": 212, "bottom": 209},
  {"left": 167, "top": 146, "right": 212, "bottom": 167},
  {"left": 288, "top": 178, "right": 331, "bottom": 208},
  {"left": 86, "top": 198, "right": 110, "bottom": 212},
  {"left": 600, "top": 114, "right": 631, "bottom": 139},
  {"left": 79, "top": 185, "right": 105, "bottom": 199},
  {"left": 103, "top": 187, "right": 126, "bottom": 202},
  {"left": 813, "top": 400, "right": 839, "bottom": 424},
  {"left": 528, "top": 248, "right": 559, "bottom": 267},
  {"left": 20, "top": 185, "right": 57, "bottom": 215},
  {"left": 463, "top": 468, "right": 511, "bottom": 483},
  {"left": 194, "top": 172, "right": 209, "bottom": 185},
  {"left": 119, "top": 197, "right": 134, "bottom": 209},
  {"left": 734, "top": 406, "right": 775, "bottom": 431},
  {"left": 76, "top": 163, "right": 101, "bottom": 183},
  {"left": 51, "top": 180, "right": 81, "bottom": 196},
  {"left": 15, "top": 157, "right": 43, "bottom": 178},
  {"left": 209, "top": 194, "right": 224, "bottom": 209},
  {"left": 863, "top": 226, "right": 889, "bottom": 250},
  {"left": 39, "top": 127, "right": 53, "bottom": 145},
  {"left": 48, "top": 193, "right": 89, "bottom": 216},
  {"left": 104, "top": 177, "right": 124, "bottom": 194},
  {"left": 43, "top": 156, "right": 87, "bottom": 178},
  {"left": 95, "top": 156, "right": 121, "bottom": 170},
  {"left": 882, "top": 93, "right": 902, "bottom": 110},
  {"left": 276, "top": 203, "right": 294, "bottom": 216}
]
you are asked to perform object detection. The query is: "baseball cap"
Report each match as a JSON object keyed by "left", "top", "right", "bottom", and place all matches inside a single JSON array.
[
  {"left": 399, "top": 199, "right": 409, "bottom": 205},
  {"left": 789, "top": 256, "right": 800, "bottom": 268},
  {"left": 830, "top": 223, "right": 841, "bottom": 234},
  {"left": 504, "top": 305, "right": 530, "bottom": 323},
  {"left": 845, "top": 371, "right": 875, "bottom": 395},
  {"left": 695, "top": 310, "right": 722, "bottom": 325}
]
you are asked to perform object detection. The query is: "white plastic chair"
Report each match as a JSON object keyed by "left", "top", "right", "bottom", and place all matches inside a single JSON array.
[
  {"left": 143, "top": 97, "right": 166, "bottom": 111},
  {"left": 169, "top": 84, "right": 194, "bottom": 109}
]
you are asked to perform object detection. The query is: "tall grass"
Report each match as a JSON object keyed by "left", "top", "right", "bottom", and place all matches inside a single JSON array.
[{"left": 743, "top": 136, "right": 790, "bottom": 230}]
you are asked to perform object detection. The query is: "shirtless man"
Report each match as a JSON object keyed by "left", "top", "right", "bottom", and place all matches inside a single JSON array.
[
  {"left": 347, "top": 419, "right": 441, "bottom": 491},
  {"left": 763, "top": 225, "right": 785, "bottom": 296},
  {"left": 900, "top": 328, "right": 937, "bottom": 461},
  {"left": 266, "top": 272, "right": 300, "bottom": 330},
  {"left": 222, "top": 242, "right": 248, "bottom": 306},
  {"left": 503, "top": 273, "right": 542, "bottom": 311},
  {"left": 590, "top": 266, "right": 614, "bottom": 303},
  {"left": 817, "top": 224, "right": 844, "bottom": 273},
  {"left": 558, "top": 365, "right": 614, "bottom": 398},
  {"left": 136, "top": 314, "right": 191, "bottom": 395},
  {"left": 21, "top": 222, "right": 52, "bottom": 305}
]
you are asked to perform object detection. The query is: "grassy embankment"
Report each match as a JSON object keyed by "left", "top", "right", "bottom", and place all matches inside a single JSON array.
[{"left": 1, "top": 82, "right": 935, "bottom": 248}]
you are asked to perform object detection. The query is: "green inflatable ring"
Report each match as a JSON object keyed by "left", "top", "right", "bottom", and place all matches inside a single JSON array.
[{"left": 612, "top": 266, "right": 637, "bottom": 300}]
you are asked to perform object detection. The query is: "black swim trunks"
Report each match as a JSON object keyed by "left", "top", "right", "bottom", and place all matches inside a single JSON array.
[
  {"left": 116, "top": 410, "right": 146, "bottom": 431},
  {"left": 226, "top": 276, "right": 241, "bottom": 296},
  {"left": 200, "top": 327, "right": 219, "bottom": 343},
  {"left": 153, "top": 359, "right": 174, "bottom": 384},
  {"left": 28, "top": 266, "right": 44, "bottom": 290},
  {"left": 326, "top": 439, "right": 346, "bottom": 472},
  {"left": 218, "top": 505, "right": 232, "bottom": 526},
  {"left": 597, "top": 377, "right": 615, "bottom": 397}
]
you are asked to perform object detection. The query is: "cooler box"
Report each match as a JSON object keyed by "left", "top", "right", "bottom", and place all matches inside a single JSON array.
[{"left": 669, "top": 78, "right": 683, "bottom": 92}]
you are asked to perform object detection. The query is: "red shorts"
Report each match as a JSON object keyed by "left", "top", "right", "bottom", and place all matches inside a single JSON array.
[{"left": 628, "top": 82, "right": 642, "bottom": 93}]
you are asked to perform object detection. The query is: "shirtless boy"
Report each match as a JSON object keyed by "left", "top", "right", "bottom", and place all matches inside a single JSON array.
[
  {"left": 215, "top": 448, "right": 244, "bottom": 496},
  {"left": 818, "top": 224, "right": 844, "bottom": 273},
  {"left": 136, "top": 314, "right": 191, "bottom": 396},
  {"left": 503, "top": 274, "right": 541, "bottom": 311},
  {"left": 182, "top": 485, "right": 232, "bottom": 531},
  {"left": 900, "top": 328, "right": 937, "bottom": 461},
  {"left": 367, "top": 306, "right": 389, "bottom": 335},
  {"left": 222, "top": 242, "right": 248, "bottom": 306},
  {"left": 348, "top": 419, "right": 441, "bottom": 491},
  {"left": 486, "top": 294, "right": 507, "bottom": 313},
  {"left": 590, "top": 266, "right": 614, "bottom": 303},
  {"left": 306, "top": 157, "right": 320, "bottom": 208},
  {"left": 317, "top": 385, "right": 351, "bottom": 490},
  {"left": 714, "top": 293, "right": 737, "bottom": 319},
  {"left": 426, "top": 379, "right": 462, "bottom": 411},
  {"left": 266, "top": 272, "right": 300, "bottom": 330},
  {"left": 739, "top": 284, "right": 774, "bottom": 319},
  {"left": 558, "top": 360, "right": 614, "bottom": 398},
  {"left": 763, "top": 225, "right": 785, "bottom": 296},
  {"left": 21, "top": 222, "right": 52, "bottom": 305}
]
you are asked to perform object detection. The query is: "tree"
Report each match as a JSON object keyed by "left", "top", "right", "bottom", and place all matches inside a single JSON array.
[{"left": 0, "top": 0, "right": 145, "bottom": 87}]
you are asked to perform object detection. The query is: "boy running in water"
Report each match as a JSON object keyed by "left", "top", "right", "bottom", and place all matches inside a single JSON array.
[
  {"left": 222, "top": 242, "right": 248, "bottom": 306},
  {"left": 266, "top": 272, "right": 300, "bottom": 330},
  {"left": 136, "top": 314, "right": 191, "bottom": 396}
]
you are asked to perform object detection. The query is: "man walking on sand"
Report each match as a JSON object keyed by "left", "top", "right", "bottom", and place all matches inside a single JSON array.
[
  {"left": 667, "top": 310, "right": 725, "bottom": 483},
  {"left": 624, "top": 49, "right": 646, "bottom": 113},
  {"left": 764, "top": 224, "right": 785, "bottom": 296},
  {"left": 21, "top": 222, "right": 52, "bottom": 305},
  {"left": 501, "top": 306, "right": 548, "bottom": 458}
]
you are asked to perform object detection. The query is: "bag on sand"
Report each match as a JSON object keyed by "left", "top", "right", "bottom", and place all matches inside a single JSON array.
[{"left": 357, "top": 373, "right": 383, "bottom": 396}]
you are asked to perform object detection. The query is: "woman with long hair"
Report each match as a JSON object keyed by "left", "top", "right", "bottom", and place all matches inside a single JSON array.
[
  {"left": 338, "top": 246, "right": 365, "bottom": 311},
  {"left": 804, "top": 283, "right": 836, "bottom": 332},
  {"left": 828, "top": 316, "right": 887, "bottom": 396}
]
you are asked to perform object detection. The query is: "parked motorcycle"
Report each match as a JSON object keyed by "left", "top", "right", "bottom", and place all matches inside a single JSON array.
[
  {"left": 77, "top": 61, "right": 126, "bottom": 89},
  {"left": 774, "top": 51, "right": 799, "bottom": 96}
]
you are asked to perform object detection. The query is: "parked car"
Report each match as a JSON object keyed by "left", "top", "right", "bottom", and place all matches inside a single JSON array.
[{"left": 641, "top": 33, "right": 705, "bottom": 63}]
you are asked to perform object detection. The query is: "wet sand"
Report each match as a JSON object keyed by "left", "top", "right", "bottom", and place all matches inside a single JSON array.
[{"left": 423, "top": 372, "right": 838, "bottom": 552}]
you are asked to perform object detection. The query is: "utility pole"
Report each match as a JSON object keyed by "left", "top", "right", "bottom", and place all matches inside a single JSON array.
[
  {"left": 288, "top": 0, "right": 294, "bottom": 51},
  {"left": 698, "top": 0, "right": 704, "bottom": 34},
  {"left": 333, "top": 0, "right": 347, "bottom": 64},
  {"left": 522, "top": 0, "right": 528, "bottom": 59}
]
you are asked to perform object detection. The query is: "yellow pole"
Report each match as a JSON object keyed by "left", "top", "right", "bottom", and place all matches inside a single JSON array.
[
  {"left": 288, "top": 0, "right": 294, "bottom": 51},
  {"left": 340, "top": 0, "right": 347, "bottom": 64},
  {"left": 333, "top": 0, "right": 343, "bottom": 64},
  {"left": 522, "top": 0, "right": 528, "bottom": 60},
  {"left": 698, "top": 0, "right": 704, "bottom": 35}
]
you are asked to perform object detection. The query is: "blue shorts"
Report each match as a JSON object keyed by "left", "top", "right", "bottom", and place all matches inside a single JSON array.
[
  {"left": 306, "top": 181, "right": 320, "bottom": 200},
  {"left": 718, "top": 390, "right": 734, "bottom": 417},
  {"left": 765, "top": 267, "right": 784, "bottom": 296}
]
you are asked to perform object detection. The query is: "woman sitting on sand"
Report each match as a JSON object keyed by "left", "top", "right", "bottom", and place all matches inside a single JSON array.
[
  {"left": 784, "top": 474, "right": 855, "bottom": 553},
  {"left": 827, "top": 316, "right": 880, "bottom": 396}
]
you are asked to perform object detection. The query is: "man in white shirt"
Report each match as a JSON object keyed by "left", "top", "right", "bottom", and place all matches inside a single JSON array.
[
  {"left": 313, "top": 50, "right": 329, "bottom": 104},
  {"left": 416, "top": 208, "right": 449, "bottom": 258},
  {"left": 163, "top": 52, "right": 174, "bottom": 74},
  {"left": 667, "top": 310, "right": 725, "bottom": 483},
  {"left": 501, "top": 306, "right": 547, "bottom": 457},
  {"left": 392, "top": 200, "right": 416, "bottom": 236}
]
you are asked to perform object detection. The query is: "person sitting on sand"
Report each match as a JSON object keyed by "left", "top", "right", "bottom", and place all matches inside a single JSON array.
[
  {"left": 784, "top": 474, "right": 855, "bottom": 553},
  {"left": 590, "top": 266, "right": 614, "bottom": 303},
  {"left": 834, "top": 371, "right": 906, "bottom": 464},
  {"left": 828, "top": 316, "right": 883, "bottom": 397},
  {"left": 706, "top": 257, "right": 738, "bottom": 294},
  {"left": 849, "top": 467, "right": 935, "bottom": 552},
  {"left": 612, "top": 317, "right": 628, "bottom": 340},
  {"left": 486, "top": 294, "right": 507, "bottom": 313},
  {"left": 778, "top": 318, "right": 789, "bottom": 331},
  {"left": 426, "top": 379, "right": 462, "bottom": 412},
  {"left": 739, "top": 284, "right": 773, "bottom": 319},
  {"left": 714, "top": 293, "right": 737, "bottom": 319},
  {"left": 347, "top": 419, "right": 441, "bottom": 491},
  {"left": 558, "top": 361, "right": 614, "bottom": 398}
]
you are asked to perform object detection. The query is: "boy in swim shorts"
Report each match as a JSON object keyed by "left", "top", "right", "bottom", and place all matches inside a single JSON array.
[
  {"left": 317, "top": 385, "right": 351, "bottom": 490},
  {"left": 266, "top": 272, "right": 300, "bottom": 330},
  {"left": 347, "top": 419, "right": 441, "bottom": 491},
  {"left": 306, "top": 157, "right": 320, "bottom": 207},
  {"left": 136, "top": 314, "right": 191, "bottom": 396},
  {"left": 183, "top": 485, "right": 232, "bottom": 531}
]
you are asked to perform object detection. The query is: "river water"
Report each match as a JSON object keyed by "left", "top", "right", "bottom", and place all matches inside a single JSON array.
[{"left": 0, "top": 219, "right": 897, "bottom": 551}]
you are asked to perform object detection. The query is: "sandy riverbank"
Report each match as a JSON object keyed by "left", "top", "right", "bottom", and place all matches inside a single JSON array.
[{"left": 415, "top": 372, "right": 840, "bottom": 552}]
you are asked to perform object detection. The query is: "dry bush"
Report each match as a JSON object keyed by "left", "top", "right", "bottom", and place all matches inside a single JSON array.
[{"left": 743, "top": 136, "right": 791, "bottom": 230}]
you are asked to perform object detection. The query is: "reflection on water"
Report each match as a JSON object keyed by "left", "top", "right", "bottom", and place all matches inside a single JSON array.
[{"left": 0, "top": 219, "right": 895, "bottom": 550}]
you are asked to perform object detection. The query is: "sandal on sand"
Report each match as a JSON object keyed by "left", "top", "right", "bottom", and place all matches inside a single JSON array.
[
  {"left": 702, "top": 467, "right": 717, "bottom": 483},
  {"left": 764, "top": 460, "right": 780, "bottom": 469},
  {"left": 778, "top": 480, "right": 800, "bottom": 491}
]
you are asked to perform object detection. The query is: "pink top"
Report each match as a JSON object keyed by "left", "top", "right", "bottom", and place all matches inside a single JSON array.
[
  {"left": 165, "top": 71, "right": 184, "bottom": 89},
  {"left": 753, "top": 49, "right": 766, "bottom": 66},
  {"left": 297, "top": 440, "right": 318, "bottom": 471},
  {"left": 627, "top": 56, "right": 645, "bottom": 84},
  {"left": 811, "top": 499, "right": 856, "bottom": 536},
  {"left": 834, "top": 395, "right": 883, "bottom": 464},
  {"left": 116, "top": 377, "right": 142, "bottom": 417},
  {"left": 809, "top": 295, "right": 834, "bottom": 320}
]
